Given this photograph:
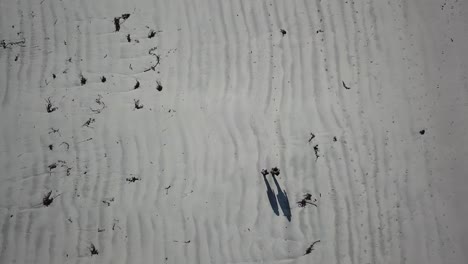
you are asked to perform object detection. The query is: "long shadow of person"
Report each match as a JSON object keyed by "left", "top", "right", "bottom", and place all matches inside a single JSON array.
[
  {"left": 272, "top": 175, "right": 291, "bottom": 221},
  {"left": 263, "top": 174, "right": 279, "bottom": 216}
]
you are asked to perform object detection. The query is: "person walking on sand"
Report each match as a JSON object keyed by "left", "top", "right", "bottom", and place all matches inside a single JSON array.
[{"left": 270, "top": 167, "right": 280, "bottom": 176}]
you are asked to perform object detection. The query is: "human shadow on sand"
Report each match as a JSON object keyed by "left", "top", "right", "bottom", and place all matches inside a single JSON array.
[
  {"left": 262, "top": 171, "right": 291, "bottom": 221},
  {"left": 263, "top": 174, "right": 279, "bottom": 216},
  {"left": 271, "top": 175, "right": 292, "bottom": 221}
]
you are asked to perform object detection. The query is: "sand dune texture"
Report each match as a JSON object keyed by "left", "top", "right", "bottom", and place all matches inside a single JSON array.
[{"left": 1, "top": 0, "right": 467, "bottom": 263}]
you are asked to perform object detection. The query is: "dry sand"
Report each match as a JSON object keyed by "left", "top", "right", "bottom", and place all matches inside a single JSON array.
[{"left": 1, "top": 0, "right": 467, "bottom": 263}]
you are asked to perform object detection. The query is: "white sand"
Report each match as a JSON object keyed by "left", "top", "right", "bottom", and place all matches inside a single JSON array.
[{"left": 1, "top": 0, "right": 467, "bottom": 263}]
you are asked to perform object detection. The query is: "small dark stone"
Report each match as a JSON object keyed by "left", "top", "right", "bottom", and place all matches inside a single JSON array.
[
  {"left": 134, "top": 80, "right": 140, "bottom": 89},
  {"left": 420, "top": 129, "right": 425, "bottom": 135},
  {"left": 101, "top": 76, "right": 106, "bottom": 83},
  {"left": 280, "top": 29, "right": 287, "bottom": 36}
]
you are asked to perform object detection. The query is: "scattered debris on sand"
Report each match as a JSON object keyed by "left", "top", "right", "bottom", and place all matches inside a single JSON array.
[
  {"left": 82, "top": 118, "right": 96, "bottom": 128},
  {"left": 102, "top": 197, "right": 115, "bottom": 206},
  {"left": 297, "top": 193, "right": 317, "bottom": 208},
  {"left": 42, "top": 191, "right": 60, "bottom": 207},
  {"left": 48, "top": 163, "right": 57, "bottom": 172},
  {"left": 148, "top": 29, "right": 162, "bottom": 39},
  {"left": 342, "top": 81, "right": 351, "bottom": 90},
  {"left": 297, "top": 199, "right": 317, "bottom": 208},
  {"left": 60, "top": 142, "right": 70, "bottom": 151},
  {"left": 126, "top": 176, "right": 141, "bottom": 183},
  {"left": 113, "top": 18, "right": 121, "bottom": 32},
  {"left": 1, "top": 38, "right": 26, "bottom": 49},
  {"left": 134, "top": 99, "right": 144, "bottom": 109},
  {"left": 121, "top": 13, "right": 130, "bottom": 20},
  {"left": 114, "top": 13, "right": 130, "bottom": 32},
  {"left": 80, "top": 74, "right": 87, "bottom": 85},
  {"left": 173, "top": 240, "right": 191, "bottom": 244},
  {"left": 77, "top": 137, "right": 93, "bottom": 144},
  {"left": 46, "top": 97, "right": 58, "bottom": 113},
  {"left": 148, "top": 29, "right": 156, "bottom": 38},
  {"left": 144, "top": 47, "right": 161, "bottom": 72},
  {"left": 42, "top": 191, "right": 54, "bottom": 206},
  {"left": 156, "top": 81, "right": 163, "bottom": 91},
  {"left": 89, "top": 243, "right": 99, "bottom": 256},
  {"left": 165, "top": 185, "right": 172, "bottom": 195},
  {"left": 313, "top": 145, "right": 319, "bottom": 160},
  {"left": 48, "top": 128, "right": 60, "bottom": 135},
  {"left": 304, "top": 240, "right": 320, "bottom": 255},
  {"left": 90, "top": 95, "right": 106, "bottom": 114}
]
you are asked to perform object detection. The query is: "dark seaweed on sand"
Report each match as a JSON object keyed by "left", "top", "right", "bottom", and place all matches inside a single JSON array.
[
  {"left": 304, "top": 240, "right": 320, "bottom": 255},
  {"left": 89, "top": 243, "right": 99, "bottom": 255},
  {"left": 46, "top": 97, "right": 58, "bottom": 113}
]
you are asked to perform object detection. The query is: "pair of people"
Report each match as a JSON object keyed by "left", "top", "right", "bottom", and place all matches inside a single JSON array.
[{"left": 261, "top": 167, "right": 280, "bottom": 177}]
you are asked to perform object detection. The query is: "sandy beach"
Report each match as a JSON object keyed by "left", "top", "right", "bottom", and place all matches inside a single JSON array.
[{"left": 1, "top": 0, "right": 467, "bottom": 263}]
